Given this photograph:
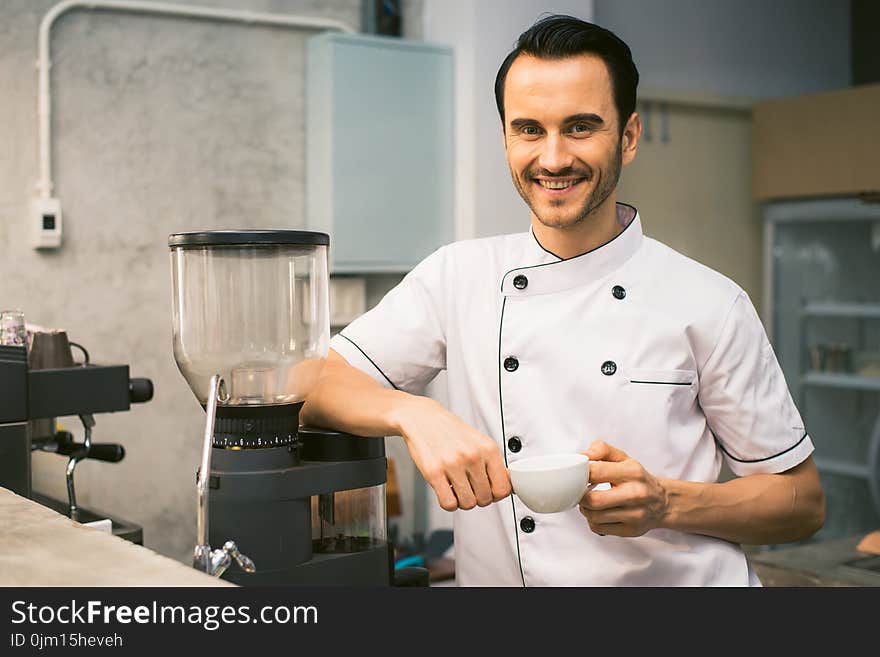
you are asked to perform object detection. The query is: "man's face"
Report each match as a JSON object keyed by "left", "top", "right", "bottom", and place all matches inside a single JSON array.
[{"left": 503, "top": 54, "right": 632, "bottom": 230}]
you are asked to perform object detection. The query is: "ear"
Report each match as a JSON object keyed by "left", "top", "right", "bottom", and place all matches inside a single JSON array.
[{"left": 621, "top": 112, "right": 641, "bottom": 166}]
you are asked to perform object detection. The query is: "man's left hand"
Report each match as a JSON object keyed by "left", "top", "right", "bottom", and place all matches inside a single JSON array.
[{"left": 579, "top": 440, "right": 669, "bottom": 537}]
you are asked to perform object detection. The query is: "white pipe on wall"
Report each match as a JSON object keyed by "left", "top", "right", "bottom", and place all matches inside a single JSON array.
[{"left": 37, "top": 0, "right": 357, "bottom": 198}]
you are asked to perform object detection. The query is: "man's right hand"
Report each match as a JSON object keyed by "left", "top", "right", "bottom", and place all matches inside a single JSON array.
[
  {"left": 301, "top": 349, "right": 511, "bottom": 512},
  {"left": 390, "top": 396, "right": 512, "bottom": 511}
]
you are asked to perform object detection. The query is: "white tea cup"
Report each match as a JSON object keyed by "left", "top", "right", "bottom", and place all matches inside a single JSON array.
[{"left": 509, "top": 453, "right": 594, "bottom": 514}]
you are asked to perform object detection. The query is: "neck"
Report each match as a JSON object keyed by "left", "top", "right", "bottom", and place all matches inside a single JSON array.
[{"left": 530, "top": 192, "right": 623, "bottom": 260}]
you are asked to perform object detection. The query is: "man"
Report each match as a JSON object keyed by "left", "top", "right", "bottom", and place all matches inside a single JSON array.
[{"left": 301, "top": 15, "right": 825, "bottom": 586}]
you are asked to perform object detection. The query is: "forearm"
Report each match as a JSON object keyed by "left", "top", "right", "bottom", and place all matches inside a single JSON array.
[
  {"left": 300, "top": 357, "right": 425, "bottom": 438},
  {"left": 658, "top": 462, "right": 825, "bottom": 545},
  {"left": 301, "top": 355, "right": 512, "bottom": 511}
]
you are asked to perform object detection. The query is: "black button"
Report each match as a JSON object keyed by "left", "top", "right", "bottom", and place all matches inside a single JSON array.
[
  {"left": 520, "top": 517, "right": 535, "bottom": 533},
  {"left": 507, "top": 436, "right": 522, "bottom": 452},
  {"left": 513, "top": 274, "right": 528, "bottom": 290},
  {"left": 612, "top": 285, "right": 626, "bottom": 300},
  {"left": 601, "top": 360, "right": 617, "bottom": 376},
  {"left": 504, "top": 357, "right": 519, "bottom": 372}
]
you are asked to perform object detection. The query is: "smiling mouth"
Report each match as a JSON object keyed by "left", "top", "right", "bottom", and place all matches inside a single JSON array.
[{"left": 533, "top": 178, "right": 585, "bottom": 192}]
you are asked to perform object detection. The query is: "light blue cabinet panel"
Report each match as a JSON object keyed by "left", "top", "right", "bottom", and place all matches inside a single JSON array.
[{"left": 306, "top": 33, "right": 454, "bottom": 273}]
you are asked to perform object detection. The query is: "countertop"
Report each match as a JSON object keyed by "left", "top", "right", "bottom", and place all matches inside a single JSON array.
[
  {"left": 7, "top": 483, "right": 873, "bottom": 587},
  {"left": 747, "top": 535, "right": 880, "bottom": 586},
  {"left": 0, "top": 487, "right": 233, "bottom": 587},
  {"left": 427, "top": 538, "right": 880, "bottom": 587}
]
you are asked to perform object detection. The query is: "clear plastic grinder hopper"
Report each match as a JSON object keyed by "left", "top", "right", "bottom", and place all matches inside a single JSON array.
[
  {"left": 169, "top": 230, "right": 330, "bottom": 414},
  {"left": 167, "top": 230, "right": 403, "bottom": 585}
]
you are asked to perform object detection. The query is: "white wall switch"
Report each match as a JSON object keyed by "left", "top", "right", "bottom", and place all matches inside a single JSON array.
[{"left": 32, "top": 197, "right": 63, "bottom": 250}]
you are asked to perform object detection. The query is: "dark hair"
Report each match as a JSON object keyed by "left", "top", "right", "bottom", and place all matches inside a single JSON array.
[{"left": 494, "top": 15, "right": 639, "bottom": 136}]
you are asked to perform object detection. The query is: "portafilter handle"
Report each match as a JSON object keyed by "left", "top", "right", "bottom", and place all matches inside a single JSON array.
[{"left": 193, "top": 375, "right": 256, "bottom": 577}]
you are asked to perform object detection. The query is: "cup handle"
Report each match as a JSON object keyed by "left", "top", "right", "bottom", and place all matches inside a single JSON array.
[
  {"left": 69, "top": 342, "right": 90, "bottom": 365},
  {"left": 584, "top": 481, "right": 611, "bottom": 494},
  {"left": 576, "top": 482, "right": 597, "bottom": 504}
]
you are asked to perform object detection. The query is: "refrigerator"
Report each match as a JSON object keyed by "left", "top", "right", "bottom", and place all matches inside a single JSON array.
[{"left": 764, "top": 196, "right": 880, "bottom": 540}]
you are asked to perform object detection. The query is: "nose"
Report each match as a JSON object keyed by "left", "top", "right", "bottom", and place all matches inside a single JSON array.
[{"left": 536, "top": 133, "right": 575, "bottom": 173}]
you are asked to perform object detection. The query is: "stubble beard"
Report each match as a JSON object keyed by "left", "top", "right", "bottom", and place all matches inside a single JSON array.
[{"left": 512, "top": 142, "right": 623, "bottom": 230}]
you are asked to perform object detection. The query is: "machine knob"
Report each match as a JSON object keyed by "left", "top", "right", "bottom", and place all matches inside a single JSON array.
[{"left": 129, "top": 378, "right": 154, "bottom": 403}]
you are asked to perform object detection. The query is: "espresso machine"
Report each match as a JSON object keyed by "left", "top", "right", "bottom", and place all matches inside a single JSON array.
[
  {"left": 169, "top": 230, "right": 410, "bottom": 586},
  {"left": 0, "top": 330, "right": 153, "bottom": 541}
]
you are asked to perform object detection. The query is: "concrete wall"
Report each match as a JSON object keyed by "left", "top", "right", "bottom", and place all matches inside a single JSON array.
[{"left": 0, "top": 0, "right": 421, "bottom": 563}]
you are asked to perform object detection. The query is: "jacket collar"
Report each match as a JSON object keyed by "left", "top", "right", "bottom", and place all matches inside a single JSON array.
[{"left": 503, "top": 203, "right": 642, "bottom": 296}]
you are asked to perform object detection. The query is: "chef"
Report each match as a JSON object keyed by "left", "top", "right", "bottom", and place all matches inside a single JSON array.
[{"left": 301, "top": 15, "right": 825, "bottom": 586}]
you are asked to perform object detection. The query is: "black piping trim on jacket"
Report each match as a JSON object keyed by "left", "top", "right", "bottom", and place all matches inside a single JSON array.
[
  {"left": 530, "top": 230, "right": 563, "bottom": 260},
  {"left": 497, "top": 296, "right": 526, "bottom": 587},
  {"left": 717, "top": 432, "right": 809, "bottom": 463},
  {"left": 337, "top": 333, "right": 399, "bottom": 391},
  {"left": 630, "top": 380, "right": 692, "bottom": 386},
  {"left": 503, "top": 202, "right": 640, "bottom": 292}
]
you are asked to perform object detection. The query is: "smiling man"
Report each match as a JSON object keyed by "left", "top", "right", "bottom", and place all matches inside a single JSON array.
[{"left": 301, "top": 15, "right": 825, "bottom": 586}]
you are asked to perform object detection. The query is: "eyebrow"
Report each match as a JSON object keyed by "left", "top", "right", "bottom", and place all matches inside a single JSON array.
[{"left": 509, "top": 113, "right": 606, "bottom": 130}]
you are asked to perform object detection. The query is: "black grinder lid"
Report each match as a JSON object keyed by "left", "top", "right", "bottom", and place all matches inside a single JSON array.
[{"left": 169, "top": 230, "right": 329, "bottom": 248}]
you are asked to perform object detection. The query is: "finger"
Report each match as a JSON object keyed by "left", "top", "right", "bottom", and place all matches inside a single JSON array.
[
  {"left": 578, "top": 507, "right": 616, "bottom": 536},
  {"left": 579, "top": 483, "right": 638, "bottom": 511},
  {"left": 579, "top": 508, "right": 629, "bottom": 536},
  {"left": 583, "top": 507, "right": 639, "bottom": 525},
  {"left": 585, "top": 440, "right": 629, "bottom": 462},
  {"left": 448, "top": 471, "right": 478, "bottom": 510},
  {"left": 425, "top": 469, "right": 458, "bottom": 512},
  {"left": 465, "top": 464, "right": 495, "bottom": 507},
  {"left": 485, "top": 453, "right": 513, "bottom": 502},
  {"left": 585, "top": 460, "right": 631, "bottom": 486},
  {"left": 590, "top": 522, "right": 635, "bottom": 537}
]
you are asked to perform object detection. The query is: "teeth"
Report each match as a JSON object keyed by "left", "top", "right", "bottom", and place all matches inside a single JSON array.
[{"left": 537, "top": 179, "right": 577, "bottom": 189}]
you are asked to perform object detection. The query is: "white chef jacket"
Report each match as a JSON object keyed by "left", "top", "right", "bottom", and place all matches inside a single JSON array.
[{"left": 330, "top": 203, "right": 814, "bottom": 586}]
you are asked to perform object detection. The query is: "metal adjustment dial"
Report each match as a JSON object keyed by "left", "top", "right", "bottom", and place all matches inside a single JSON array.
[{"left": 212, "top": 433, "right": 300, "bottom": 449}]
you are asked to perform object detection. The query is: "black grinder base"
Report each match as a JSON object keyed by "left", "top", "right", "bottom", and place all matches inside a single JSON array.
[{"left": 206, "top": 403, "right": 391, "bottom": 586}]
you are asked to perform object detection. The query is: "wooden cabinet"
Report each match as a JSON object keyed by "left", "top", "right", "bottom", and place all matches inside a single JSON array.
[{"left": 751, "top": 83, "right": 880, "bottom": 201}]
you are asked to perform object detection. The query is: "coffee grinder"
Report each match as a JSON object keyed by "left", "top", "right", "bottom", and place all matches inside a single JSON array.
[{"left": 169, "top": 230, "right": 393, "bottom": 586}]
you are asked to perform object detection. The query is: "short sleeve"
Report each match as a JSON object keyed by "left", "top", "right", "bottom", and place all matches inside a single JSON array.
[
  {"left": 329, "top": 247, "right": 448, "bottom": 395},
  {"left": 697, "top": 291, "right": 814, "bottom": 476}
]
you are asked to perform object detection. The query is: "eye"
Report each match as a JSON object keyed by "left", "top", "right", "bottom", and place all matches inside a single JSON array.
[
  {"left": 521, "top": 125, "right": 541, "bottom": 136},
  {"left": 571, "top": 123, "right": 592, "bottom": 135}
]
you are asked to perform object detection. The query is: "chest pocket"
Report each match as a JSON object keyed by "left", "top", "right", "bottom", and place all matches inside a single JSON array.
[{"left": 627, "top": 368, "right": 696, "bottom": 386}]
